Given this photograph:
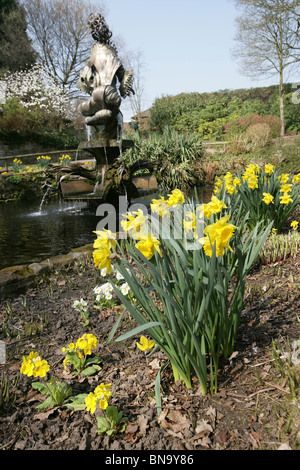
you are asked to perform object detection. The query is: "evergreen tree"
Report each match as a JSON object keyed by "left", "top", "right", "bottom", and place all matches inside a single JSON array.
[{"left": 0, "top": 0, "right": 36, "bottom": 73}]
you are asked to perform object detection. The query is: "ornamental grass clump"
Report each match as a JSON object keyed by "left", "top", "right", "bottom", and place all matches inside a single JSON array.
[
  {"left": 93, "top": 189, "right": 271, "bottom": 396},
  {"left": 214, "top": 164, "right": 300, "bottom": 232}
]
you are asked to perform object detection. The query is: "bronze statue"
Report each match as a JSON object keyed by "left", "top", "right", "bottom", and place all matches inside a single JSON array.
[{"left": 77, "top": 13, "right": 134, "bottom": 140}]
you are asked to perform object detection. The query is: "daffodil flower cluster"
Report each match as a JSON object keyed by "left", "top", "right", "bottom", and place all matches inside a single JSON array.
[
  {"left": 214, "top": 164, "right": 300, "bottom": 232},
  {"left": 11, "top": 158, "right": 23, "bottom": 173},
  {"left": 37, "top": 155, "right": 51, "bottom": 168},
  {"left": 59, "top": 155, "right": 72, "bottom": 165},
  {"left": 20, "top": 352, "right": 50, "bottom": 378},
  {"left": 85, "top": 383, "right": 112, "bottom": 413}
]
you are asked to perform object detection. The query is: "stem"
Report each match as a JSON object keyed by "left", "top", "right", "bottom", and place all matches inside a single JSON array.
[{"left": 171, "top": 362, "right": 192, "bottom": 389}]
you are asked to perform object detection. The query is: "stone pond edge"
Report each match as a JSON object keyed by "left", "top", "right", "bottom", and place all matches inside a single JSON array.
[{"left": 0, "top": 244, "right": 94, "bottom": 297}]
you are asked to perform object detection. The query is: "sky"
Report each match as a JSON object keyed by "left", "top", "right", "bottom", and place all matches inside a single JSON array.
[{"left": 103, "top": 0, "right": 298, "bottom": 121}]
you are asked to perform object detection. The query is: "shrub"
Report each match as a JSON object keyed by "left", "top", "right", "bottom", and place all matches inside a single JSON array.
[
  {"left": 244, "top": 123, "right": 272, "bottom": 149},
  {"left": 224, "top": 114, "right": 281, "bottom": 139}
]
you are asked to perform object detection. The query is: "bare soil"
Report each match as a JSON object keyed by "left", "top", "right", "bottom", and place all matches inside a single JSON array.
[{"left": 0, "top": 247, "right": 299, "bottom": 452}]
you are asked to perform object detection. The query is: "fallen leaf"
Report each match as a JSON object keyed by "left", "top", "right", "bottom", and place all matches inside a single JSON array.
[
  {"left": 149, "top": 358, "right": 160, "bottom": 370},
  {"left": 137, "top": 415, "right": 149, "bottom": 436},
  {"left": 194, "top": 419, "right": 213, "bottom": 436},
  {"left": 158, "top": 409, "right": 191, "bottom": 434},
  {"left": 34, "top": 407, "right": 58, "bottom": 420}
]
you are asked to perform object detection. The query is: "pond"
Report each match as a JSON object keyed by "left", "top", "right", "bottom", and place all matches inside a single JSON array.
[
  {"left": 0, "top": 198, "right": 102, "bottom": 270},
  {"left": 0, "top": 186, "right": 212, "bottom": 271}
]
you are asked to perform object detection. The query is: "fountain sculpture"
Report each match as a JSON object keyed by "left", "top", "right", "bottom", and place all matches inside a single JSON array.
[{"left": 56, "top": 13, "right": 157, "bottom": 203}]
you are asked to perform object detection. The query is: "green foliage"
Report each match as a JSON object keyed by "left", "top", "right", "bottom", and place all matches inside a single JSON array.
[
  {"left": 0, "top": 98, "right": 43, "bottom": 136},
  {"left": 122, "top": 127, "right": 203, "bottom": 191},
  {"left": 96, "top": 406, "right": 128, "bottom": 436},
  {"left": 110, "top": 203, "right": 271, "bottom": 395},
  {"left": 32, "top": 377, "right": 72, "bottom": 410},
  {"left": 149, "top": 84, "right": 300, "bottom": 140}
]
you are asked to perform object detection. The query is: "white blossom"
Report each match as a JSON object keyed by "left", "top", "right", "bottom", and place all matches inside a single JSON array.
[{"left": 3, "top": 64, "right": 73, "bottom": 120}]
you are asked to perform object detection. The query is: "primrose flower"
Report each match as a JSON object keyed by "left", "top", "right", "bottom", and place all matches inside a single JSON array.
[
  {"left": 20, "top": 352, "right": 50, "bottom": 378},
  {"left": 199, "top": 215, "right": 237, "bottom": 258},
  {"left": 280, "top": 193, "right": 293, "bottom": 205},
  {"left": 75, "top": 333, "right": 98, "bottom": 356},
  {"left": 136, "top": 336, "right": 155, "bottom": 352},
  {"left": 135, "top": 233, "right": 162, "bottom": 260},
  {"left": 120, "top": 282, "right": 130, "bottom": 295},
  {"left": 85, "top": 383, "right": 112, "bottom": 414},
  {"left": 291, "top": 220, "right": 299, "bottom": 231},
  {"left": 166, "top": 189, "right": 185, "bottom": 207},
  {"left": 115, "top": 270, "right": 124, "bottom": 280},
  {"left": 262, "top": 193, "right": 274, "bottom": 205},
  {"left": 264, "top": 164, "right": 274, "bottom": 175},
  {"left": 73, "top": 298, "right": 88, "bottom": 311}
]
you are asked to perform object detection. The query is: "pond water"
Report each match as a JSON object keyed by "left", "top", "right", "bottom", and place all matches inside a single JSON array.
[
  {"left": 0, "top": 186, "right": 212, "bottom": 270},
  {"left": 0, "top": 198, "right": 102, "bottom": 270}
]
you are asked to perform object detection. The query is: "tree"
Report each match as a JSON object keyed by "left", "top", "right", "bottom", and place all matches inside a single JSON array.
[
  {"left": 22, "top": 0, "right": 108, "bottom": 93},
  {"left": 232, "top": 0, "right": 300, "bottom": 136},
  {"left": 0, "top": 0, "right": 36, "bottom": 73},
  {"left": 123, "top": 49, "right": 146, "bottom": 120}
]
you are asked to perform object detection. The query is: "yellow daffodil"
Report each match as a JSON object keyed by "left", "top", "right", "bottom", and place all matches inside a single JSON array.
[
  {"left": 224, "top": 172, "right": 233, "bottom": 184},
  {"left": 264, "top": 164, "right": 274, "bottom": 175},
  {"left": 136, "top": 335, "right": 155, "bottom": 352},
  {"left": 121, "top": 209, "right": 147, "bottom": 234},
  {"left": 262, "top": 193, "right": 274, "bottom": 205},
  {"left": 93, "top": 229, "right": 116, "bottom": 250},
  {"left": 150, "top": 197, "right": 169, "bottom": 217},
  {"left": 278, "top": 173, "right": 290, "bottom": 184},
  {"left": 135, "top": 233, "right": 162, "bottom": 260},
  {"left": 292, "top": 174, "right": 300, "bottom": 184},
  {"left": 93, "top": 244, "right": 113, "bottom": 273},
  {"left": 280, "top": 193, "right": 293, "bottom": 205},
  {"left": 280, "top": 184, "right": 292, "bottom": 193},
  {"left": 247, "top": 176, "right": 258, "bottom": 190},
  {"left": 291, "top": 220, "right": 299, "bottom": 231},
  {"left": 225, "top": 184, "right": 235, "bottom": 195},
  {"left": 199, "top": 215, "right": 237, "bottom": 258},
  {"left": 166, "top": 189, "right": 185, "bottom": 207},
  {"left": 233, "top": 177, "right": 241, "bottom": 187}
]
